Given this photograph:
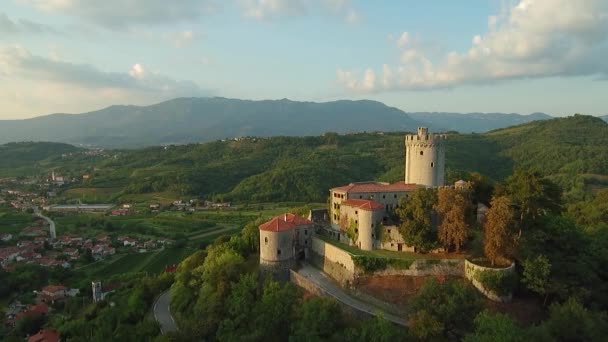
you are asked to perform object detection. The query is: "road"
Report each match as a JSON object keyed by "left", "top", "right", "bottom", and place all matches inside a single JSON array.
[
  {"left": 34, "top": 207, "right": 56, "bottom": 240},
  {"left": 154, "top": 290, "right": 178, "bottom": 334},
  {"left": 297, "top": 265, "right": 407, "bottom": 327}
]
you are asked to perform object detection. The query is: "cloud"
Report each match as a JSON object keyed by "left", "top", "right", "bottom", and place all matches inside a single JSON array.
[
  {"left": 0, "top": 45, "right": 212, "bottom": 117},
  {"left": 337, "top": 0, "right": 608, "bottom": 92},
  {"left": 0, "top": 12, "right": 60, "bottom": 35},
  {"left": 238, "top": 0, "right": 359, "bottom": 22},
  {"left": 18, "top": 0, "right": 218, "bottom": 29}
]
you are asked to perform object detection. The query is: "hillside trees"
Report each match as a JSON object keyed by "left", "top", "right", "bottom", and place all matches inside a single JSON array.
[
  {"left": 396, "top": 188, "right": 438, "bottom": 252},
  {"left": 483, "top": 196, "right": 517, "bottom": 266},
  {"left": 435, "top": 187, "right": 474, "bottom": 252}
]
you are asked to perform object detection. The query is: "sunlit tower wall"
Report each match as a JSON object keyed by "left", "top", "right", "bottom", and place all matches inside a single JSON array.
[{"left": 405, "top": 127, "right": 447, "bottom": 187}]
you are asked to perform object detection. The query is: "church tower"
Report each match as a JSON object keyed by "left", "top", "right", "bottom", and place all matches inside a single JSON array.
[{"left": 405, "top": 127, "right": 446, "bottom": 187}]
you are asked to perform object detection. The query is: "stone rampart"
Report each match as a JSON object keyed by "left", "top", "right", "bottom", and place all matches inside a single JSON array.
[
  {"left": 372, "top": 259, "right": 464, "bottom": 277},
  {"left": 464, "top": 260, "right": 515, "bottom": 302},
  {"left": 311, "top": 237, "right": 355, "bottom": 286}
]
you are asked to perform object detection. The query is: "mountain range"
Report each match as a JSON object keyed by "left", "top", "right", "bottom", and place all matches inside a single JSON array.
[{"left": 0, "top": 97, "right": 555, "bottom": 147}]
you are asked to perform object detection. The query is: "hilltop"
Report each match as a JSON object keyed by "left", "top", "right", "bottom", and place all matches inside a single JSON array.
[
  {"left": 1, "top": 115, "right": 606, "bottom": 203},
  {"left": 0, "top": 97, "right": 559, "bottom": 148}
]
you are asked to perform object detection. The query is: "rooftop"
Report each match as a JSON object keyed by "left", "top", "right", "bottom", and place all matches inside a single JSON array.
[
  {"left": 259, "top": 213, "right": 312, "bottom": 232},
  {"left": 331, "top": 181, "right": 419, "bottom": 193},
  {"left": 341, "top": 199, "right": 384, "bottom": 211},
  {"left": 28, "top": 329, "right": 60, "bottom": 342}
]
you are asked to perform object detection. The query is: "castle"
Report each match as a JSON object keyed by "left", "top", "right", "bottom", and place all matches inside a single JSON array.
[{"left": 259, "top": 127, "right": 447, "bottom": 270}]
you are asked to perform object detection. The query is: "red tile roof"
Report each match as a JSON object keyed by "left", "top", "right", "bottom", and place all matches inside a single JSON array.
[
  {"left": 28, "top": 328, "right": 60, "bottom": 342},
  {"left": 43, "top": 285, "right": 67, "bottom": 293},
  {"left": 341, "top": 199, "right": 384, "bottom": 211},
  {"left": 331, "top": 181, "right": 418, "bottom": 193},
  {"left": 259, "top": 213, "right": 312, "bottom": 232}
]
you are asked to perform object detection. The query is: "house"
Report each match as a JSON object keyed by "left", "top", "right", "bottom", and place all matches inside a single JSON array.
[
  {"left": 123, "top": 238, "right": 137, "bottom": 247},
  {"left": 63, "top": 248, "right": 79, "bottom": 260},
  {"left": 143, "top": 240, "right": 156, "bottom": 249},
  {"left": 16, "top": 302, "right": 49, "bottom": 320},
  {"left": 149, "top": 203, "right": 160, "bottom": 210},
  {"left": 0, "top": 246, "right": 21, "bottom": 266},
  {"left": 39, "top": 285, "right": 67, "bottom": 302},
  {"left": 0, "top": 233, "right": 12, "bottom": 242},
  {"left": 110, "top": 208, "right": 129, "bottom": 216},
  {"left": 28, "top": 328, "right": 60, "bottom": 342},
  {"left": 164, "top": 264, "right": 178, "bottom": 273}
]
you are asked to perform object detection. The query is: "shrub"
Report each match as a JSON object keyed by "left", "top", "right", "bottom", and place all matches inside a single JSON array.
[
  {"left": 352, "top": 256, "right": 387, "bottom": 273},
  {"left": 475, "top": 270, "right": 518, "bottom": 296}
]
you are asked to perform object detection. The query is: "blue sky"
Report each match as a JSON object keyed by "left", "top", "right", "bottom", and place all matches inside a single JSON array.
[{"left": 0, "top": 0, "right": 606, "bottom": 119}]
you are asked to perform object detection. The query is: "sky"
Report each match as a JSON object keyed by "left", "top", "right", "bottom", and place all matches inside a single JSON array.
[{"left": 0, "top": 0, "right": 607, "bottom": 119}]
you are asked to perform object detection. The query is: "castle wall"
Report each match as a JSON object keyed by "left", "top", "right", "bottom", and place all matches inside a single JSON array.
[
  {"left": 311, "top": 237, "right": 355, "bottom": 286},
  {"left": 464, "top": 260, "right": 515, "bottom": 302},
  {"left": 371, "top": 259, "right": 464, "bottom": 277},
  {"left": 405, "top": 128, "right": 446, "bottom": 187},
  {"left": 260, "top": 229, "right": 295, "bottom": 264}
]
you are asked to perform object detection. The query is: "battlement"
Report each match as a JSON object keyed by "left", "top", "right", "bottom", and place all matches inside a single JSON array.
[{"left": 405, "top": 127, "right": 447, "bottom": 143}]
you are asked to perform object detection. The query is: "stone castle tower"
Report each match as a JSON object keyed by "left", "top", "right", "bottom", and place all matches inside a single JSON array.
[{"left": 405, "top": 127, "right": 447, "bottom": 187}]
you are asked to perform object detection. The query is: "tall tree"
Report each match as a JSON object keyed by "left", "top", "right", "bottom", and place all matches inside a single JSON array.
[
  {"left": 505, "top": 168, "right": 562, "bottom": 236},
  {"left": 483, "top": 195, "right": 517, "bottom": 266},
  {"left": 435, "top": 187, "right": 473, "bottom": 252},
  {"left": 396, "top": 188, "right": 438, "bottom": 252}
]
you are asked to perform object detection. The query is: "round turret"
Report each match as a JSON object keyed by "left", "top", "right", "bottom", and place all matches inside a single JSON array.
[{"left": 405, "top": 127, "right": 446, "bottom": 187}]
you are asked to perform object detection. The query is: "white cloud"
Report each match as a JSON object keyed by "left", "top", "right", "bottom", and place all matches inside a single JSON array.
[
  {"left": 0, "top": 45, "right": 213, "bottom": 117},
  {"left": 337, "top": 0, "right": 608, "bottom": 92},
  {"left": 18, "top": 0, "right": 219, "bottom": 29},
  {"left": 0, "top": 11, "right": 60, "bottom": 35},
  {"left": 238, "top": 0, "right": 359, "bottom": 22},
  {"left": 396, "top": 32, "right": 410, "bottom": 48}
]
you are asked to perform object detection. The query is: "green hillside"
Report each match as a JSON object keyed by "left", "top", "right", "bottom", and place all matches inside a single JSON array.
[
  {"left": 0, "top": 142, "right": 81, "bottom": 176},
  {"left": 2, "top": 115, "right": 606, "bottom": 203}
]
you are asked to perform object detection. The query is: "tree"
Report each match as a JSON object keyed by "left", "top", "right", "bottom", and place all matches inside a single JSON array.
[
  {"left": 435, "top": 187, "right": 473, "bottom": 252},
  {"left": 290, "top": 297, "right": 344, "bottom": 341},
  {"left": 540, "top": 298, "right": 608, "bottom": 341},
  {"left": 396, "top": 188, "right": 438, "bottom": 252},
  {"left": 483, "top": 195, "right": 517, "bottom": 266},
  {"left": 463, "top": 311, "right": 525, "bottom": 342},
  {"left": 505, "top": 168, "right": 562, "bottom": 236},
  {"left": 409, "top": 279, "right": 483, "bottom": 338},
  {"left": 522, "top": 255, "right": 551, "bottom": 305},
  {"left": 343, "top": 316, "right": 404, "bottom": 342},
  {"left": 408, "top": 310, "right": 444, "bottom": 341}
]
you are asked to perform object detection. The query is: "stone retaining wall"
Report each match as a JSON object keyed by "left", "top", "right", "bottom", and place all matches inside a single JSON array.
[
  {"left": 311, "top": 237, "right": 355, "bottom": 286},
  {"left": 372, "top": 259, "right": 464, "bottom": 277},
  {"left": 464, "top": 260, "right": 515, "bottom": 302}
]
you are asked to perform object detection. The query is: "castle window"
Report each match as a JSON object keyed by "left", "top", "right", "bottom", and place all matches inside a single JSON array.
[
  {"left": 372, "top": 233, "right": 374, "bottom": 238},
  {"left": 355, "top": 220, "right": 358, "bottom": 224},
  {"left": 359, "top": 195, "right": 362, "bottom": 199},
  {"left": 355, "top": 228, "right": 358, "bottom": 233},
  {"left": 388, "top": 229, "right": 391, "bottom": 234},
  {"left": 264, "top": 237, "right": 268, "bottom": 245},
  {"left": 431, "top": 162, "right": 434, "bottom": 167},
  {"left": 355, "top": 210, "right": 358, "bottom": 215},
  {"left": 277, "top": 249, "right": 281, "bottom": 255},
  {"left": 304, "top": 230, "right": 308, "bottom": 235},
  {"left": 420, "top": 151, "right": 424, "bottom": 156},
  {"left": 391, "top": 243, "right": 394, "bottom": 247},
  {"left": 371, "top": 223, "right": 374, "bottom": 228},
  {"left": 305, "top": 240, "right": 308, "bottom": 245},
  {"left": 383, "top": 195, "right": 386, "bottom": 199},
  {"left": 394, "top": 194, "right": 397, "bottom": 198}
]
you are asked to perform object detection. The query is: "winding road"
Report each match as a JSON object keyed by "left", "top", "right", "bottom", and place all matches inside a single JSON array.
[
  {"left": 154, "top": 290, "right": 178, "bottom": 334},
  {"left": 34, "top": 207, "right": 56, "bottom": 240},
  {"left": 297, "top": 265, "right": 407, "bottom": 327}
]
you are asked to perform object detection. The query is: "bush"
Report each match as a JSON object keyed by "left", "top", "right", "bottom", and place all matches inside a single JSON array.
[
  {"left": 475, "top": 270, "right": 518, "bottom": 296},
  {"left": 352, "top": 256, "right": 388, "bottom": 273}
]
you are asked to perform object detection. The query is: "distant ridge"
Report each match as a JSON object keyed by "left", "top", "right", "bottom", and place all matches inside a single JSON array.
[{"left": 0, "top": 96, "right": 567, "bottom": 148}]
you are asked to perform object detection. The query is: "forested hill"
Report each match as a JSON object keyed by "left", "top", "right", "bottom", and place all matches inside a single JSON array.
[
  {"left": 407, "top": 112, "right": 551, "bottom": 133},
  {"left": 0, "top": 98, "right": 421, "bottom": 148},
  {"left": 0, "top": 142, "right": 80, "bottom": 176},
  {"left": 2, "top": 115, "right": 606, "bottom": 203},
  {"left": 0, "top": 97, "right": 558, "bottom": 148}
]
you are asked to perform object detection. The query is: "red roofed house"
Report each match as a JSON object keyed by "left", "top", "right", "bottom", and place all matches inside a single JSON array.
[
  {"left": 328, "top": 181, "right": 421, "bottom": 251},
  {"left": 40, "top": 285, "right": 67, "bottom": 303},
  {"left": 16, "top": 302, "right": 49, "bottom": 320},
  {"left": 259, "top": 213, "right": 313, "bottom": 274},
  {"left": 28, "top": 328, "right": 60, "bottom": 342}
]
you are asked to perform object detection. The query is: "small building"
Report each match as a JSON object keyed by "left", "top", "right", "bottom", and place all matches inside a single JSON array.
[
  {"left": 40, "top": 285, "right": 67, "bottom": 303},
  {"left": 259, "top": 213, "right": 313, "bottom": 277},
  {"left": 92, "top": 281, "right": 102, "bottom": 302}
]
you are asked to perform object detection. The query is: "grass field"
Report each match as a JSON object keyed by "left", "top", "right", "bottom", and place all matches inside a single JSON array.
[
  {"left": 0, "top": 210, "right": 36, "bottom": 235},
  {"left": 62, "top": 187, "right": 122, "bottom": 203},
  {"left": 85, "top": 247, "right": 196, "bottom": 278}
]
